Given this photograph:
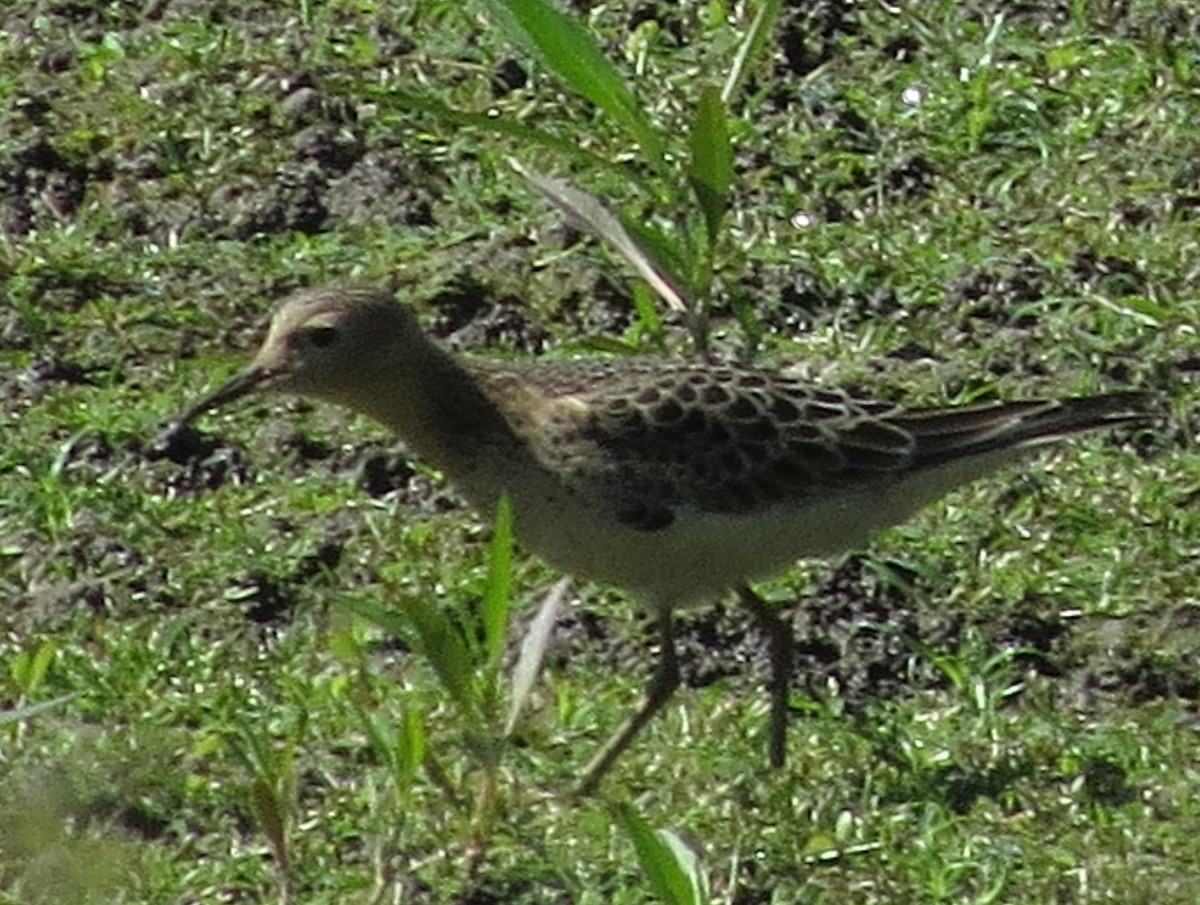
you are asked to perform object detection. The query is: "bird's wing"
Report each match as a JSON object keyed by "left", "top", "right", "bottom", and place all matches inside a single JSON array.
[
  {"left": 498, "top": 359, "right": 921, "bottom": 528},
  {"left": 495, "top": 358, "right": 1150, "bottom": 532}
]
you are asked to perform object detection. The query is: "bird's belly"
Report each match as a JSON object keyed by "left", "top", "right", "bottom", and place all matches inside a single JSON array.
[{"left": 511, "top": 486, "right": 907, "bottom": 609}]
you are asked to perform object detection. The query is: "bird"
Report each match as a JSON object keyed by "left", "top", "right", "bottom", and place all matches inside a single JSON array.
[{"left": 174, "top": 283, "right": 1152, "bottom": 794}]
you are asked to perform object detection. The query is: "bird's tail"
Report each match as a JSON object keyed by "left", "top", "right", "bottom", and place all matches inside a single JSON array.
[{"left": 898, "top": 391, "right": 1153, "bottom": 467}]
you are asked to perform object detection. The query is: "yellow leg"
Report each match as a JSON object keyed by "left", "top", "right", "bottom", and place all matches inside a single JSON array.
[
  {"left": 738, "top": 585, "right": 793, "bottom": 769},
  {"left": 575, "top": 607, "right": 680, "bottom": 796}
]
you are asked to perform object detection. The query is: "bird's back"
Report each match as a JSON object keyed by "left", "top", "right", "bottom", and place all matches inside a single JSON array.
[{"left": 468, "top": 356, "right": 1149, "bottom": 606}]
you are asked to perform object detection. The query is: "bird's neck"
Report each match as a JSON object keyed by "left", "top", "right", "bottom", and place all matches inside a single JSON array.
[{"left": 343, "top": 342, "right": 525, "bottom": 505}]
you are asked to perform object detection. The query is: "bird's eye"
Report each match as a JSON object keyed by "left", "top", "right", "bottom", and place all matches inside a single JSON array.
[{"left": 304, "top": 326, "right": 340, "bottom": 349}]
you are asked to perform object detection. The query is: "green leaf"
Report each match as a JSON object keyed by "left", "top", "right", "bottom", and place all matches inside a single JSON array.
[
  {"left": 248, "top": 774, "right": 289, "bottom": 871},
  {"left": 397, "top": 703, "right": 427, "bottom": 789},
  {"left": 620, "top": 216, "right": 695, "bottom": 303},
  {"left": 8, "top": 638, "right": 58, "bottom": 695},
  {"left": 578, "top": 334, "right": 647, "bottom": 356},
  {"left": 506, "top": 576, "right": 568, "bottom": 737},
  {"left": 617, "top": 803, "right": 708, "bottom": 905},
  {"left": 386, "top": 84, "right": 621, "bottom": 174},
  {"left": 362, "top": 709, "right": 397, "bottom": 770},
  {"left": 687, "top": 85, "right": 733, "bottom": 248},
  {"left": 517, "top": 162, "right": 690, "bottom": 313},
  {"left": 484, "top": 0, "right": 665, "bottom": 167},
  {"left": 364, "top": 703, "right": 426, "bottom": 793},
  {"left": 629, "top": 281, "right": 665, "bottom": 346},
  {"left": 0, "top": 693, "right": 77, "bottom": 726},
  {"left": 655, "top": 828, "right": 709, "bottom": 905},
  {"left": 722, "top": 0, "right": 785, "bottom": 104},
  {"left": 347, "top": 596, "right": 479, "bottom": 718}
]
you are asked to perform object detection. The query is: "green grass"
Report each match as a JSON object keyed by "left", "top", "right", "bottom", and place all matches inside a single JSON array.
[{"left": 2, "top": 0, "right": 1199, "bottom": 902}]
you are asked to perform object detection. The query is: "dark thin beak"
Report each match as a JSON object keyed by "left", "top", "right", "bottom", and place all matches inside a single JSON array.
[{"left": 175, "top": 366, "right": 273, "bottom": 426}]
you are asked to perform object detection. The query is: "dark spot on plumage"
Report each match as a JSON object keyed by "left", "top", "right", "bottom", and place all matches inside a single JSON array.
[
  {"left": 706, "top": 420, "right": 731, "bottom": 443},
  {"left": 771, "top": 396, "right": 801, "bottom": 423},
  {"left": 652, "top": 398, "right": 685, "bottom": 424},
  {"left": 692, "top": 459, "right": 719, "bottom": 483},
  {"left": 703, "top": 384, "right": 731, "bottom": 406},
  {"left": 768, "top": 456, "right": 811, "bottom": 485},
  {"left": 644, "top": 445, "right": 668, "bottom": 464},
  {"left": 635, "top": 387, "right": 660, "bottom": 406},
  {"left": 837, "top": 423, "right": 912, "bottom": 470},
  {"left": 739, "top": 442, "right": 770, "bottom": 465},
  {"left": 741, "top": 418, "right": 779, "bottom": 443},
  {"left": 732, "top": 479, "right": 762, "bottom": 507},
  {"left": 608, "top": 397, "right": 632, "bottom": 414},
  {"left": 729, "top": 396, "right": 760, "bottom": 420},
  {"left": 686, "top": 372, "right": 708, "bottom": 385},
  {"left": 681, "top": 409, "right": 708, "bottom": 433},
  {"left": 846, "top": 448, "right": 908, "bottom": 471},
  {"left": 616, "top": 500, "right": 675, "bottom": 532},
  {"left": 720, "top": 449, "right": 747, "bottom": 473},
  {"left": 788, "top": 440, "right": 844, "bottom": 473},
  {"left": 813, "top": 388, "right": 850, "bottom": 407},
  {"left": 856, "top": 398, "right": 898, "bottom": 417},
  {"left": 675, "top": 383, "right": 698, "bottom": 404},
  {"left": 737, "top": 373, "right": 768, "bottom": 389},
  {"left": 752, "top": 475, "right": 779, "bottom": 499},
  {"left": 582, "top": 413, "right": 643, "bottom": 453},
  {"left": 703, "top": 485, "right": 732, "bottom": 512},
  {"left": 842, "top": 419, "right": 912, "bottom": 454},
  {"left": 791, "top": 421, "right": 828, "bottom": 443}
]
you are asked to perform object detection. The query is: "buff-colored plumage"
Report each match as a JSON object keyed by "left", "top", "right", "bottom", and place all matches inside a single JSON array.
[{"left": 180, "top": 285, "right": 1151, "bottom": 792}]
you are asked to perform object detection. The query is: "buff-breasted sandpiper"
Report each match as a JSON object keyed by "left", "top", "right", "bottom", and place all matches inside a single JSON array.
[{"left": 176, "top": 284, "right": 1151, "bottom": 793}]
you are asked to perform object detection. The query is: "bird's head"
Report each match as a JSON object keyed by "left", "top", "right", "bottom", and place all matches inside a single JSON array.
[{"left": 177, "top": 285, "right": 422, "bottom": 424}]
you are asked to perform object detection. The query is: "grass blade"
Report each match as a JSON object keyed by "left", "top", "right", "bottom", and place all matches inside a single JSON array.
[
  {"left": 686, "top": 85, "right": 733, "bottom": 248},
  {"left": 385, "top": 84, "right": 632, "bottom": 179},
  {"left": 505, "top": 576, "right": 569, "bottom": 737},
  {"left": 0, "top": 694, "right": 77, "bottom": 726},
  {"left": 616, "top": 803, "right": 708, "bottom": 905},
  {"left": 363, "top": 703, "right": 426, "bottom": 795},
  {"left": 483, "top": 0, "right": 665, "bottom": 167},
  {"left": 722, "top": 0, "right": 785, "bottom": 105},
  {"left": 347, "top": 596, "right": 479, "bottom": 719},
  {"left": 516, "top": 162, "right": 690, "bottom": 313}
]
